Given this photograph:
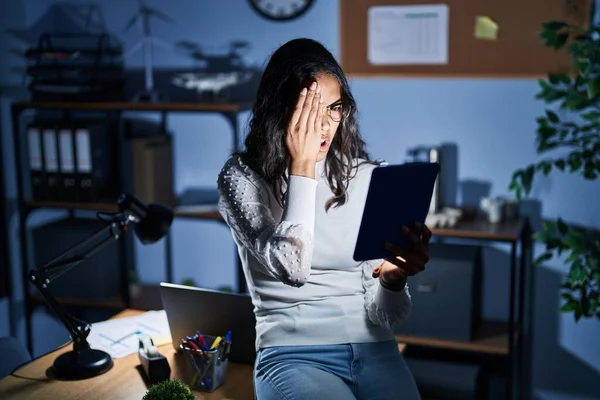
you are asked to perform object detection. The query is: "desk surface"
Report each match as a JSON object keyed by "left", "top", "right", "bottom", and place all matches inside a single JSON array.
[{"left": 0, "top": 309, "right": 255, "bottom": 400}]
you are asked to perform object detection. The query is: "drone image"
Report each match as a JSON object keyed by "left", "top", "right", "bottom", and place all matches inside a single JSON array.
[{"left": 171, "top": 40, "right": 257, "bottom": 99}]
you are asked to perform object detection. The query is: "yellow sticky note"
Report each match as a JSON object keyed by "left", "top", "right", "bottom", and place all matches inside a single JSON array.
[{"left": 474, "top": 16, "right": 499, "bottom": 40}]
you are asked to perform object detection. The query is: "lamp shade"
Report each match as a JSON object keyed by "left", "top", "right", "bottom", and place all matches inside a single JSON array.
[
  {"left": 117, "top": 194, "right": 174, "bottom": 244},
  {"left": 133, "top": 203, "right": 174, "bottom": 244}
]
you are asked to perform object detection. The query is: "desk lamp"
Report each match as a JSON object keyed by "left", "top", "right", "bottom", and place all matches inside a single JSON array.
[{"left": 28, "top": 193, "right": 174, "bottom": 380}]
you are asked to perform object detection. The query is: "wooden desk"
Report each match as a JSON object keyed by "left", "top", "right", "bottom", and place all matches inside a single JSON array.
[{"left": 0, "top": 309, "right": 255, "bottom": 400}]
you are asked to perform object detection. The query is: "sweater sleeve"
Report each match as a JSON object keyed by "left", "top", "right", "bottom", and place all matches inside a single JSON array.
[
  {"left": 362, "top": 259, "right": 412, "bottom": 330},
  {"left": 217, "top": 156, "right": 318, "bottom": 287}
]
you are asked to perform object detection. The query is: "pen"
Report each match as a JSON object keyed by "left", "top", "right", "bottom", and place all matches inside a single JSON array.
[
  {"left": 198, "top": 334, "right": 207, "bottom": 351},
  {"left": 185, "top": 338, "right": 200, "bottom": 351},
  {"left": 181, "top": 345, "right": 202, "bottom": 354},
  {"left": 225, "top": 331, "right": 232, "bottom": 342},
  {"left": 210, "top": 336, "right": 222, "bottom": 350}
]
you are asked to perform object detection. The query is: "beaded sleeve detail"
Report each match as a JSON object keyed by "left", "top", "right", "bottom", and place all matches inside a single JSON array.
[
  {"left": 361, "top": 255, "right": 412, "bottom": 329},
  {"left": 217, "top": 156, "right": 317, "bottom": 287}
]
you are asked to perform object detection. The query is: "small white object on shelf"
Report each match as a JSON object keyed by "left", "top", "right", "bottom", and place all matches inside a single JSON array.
[{"left": 425, "top": 207, "right": 463, "bottom": 228}]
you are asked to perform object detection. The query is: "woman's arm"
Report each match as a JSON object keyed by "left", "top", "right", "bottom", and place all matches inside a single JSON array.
[
  {"left": 362, "top": 259, "right": 412, "bottom": 330},
  {"left": 217, "top": 156, "right": 318, "bottom": 287}
]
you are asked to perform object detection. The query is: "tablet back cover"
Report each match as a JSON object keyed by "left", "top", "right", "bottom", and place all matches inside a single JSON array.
[{"left": 353, "top": 162, "right": 439, "bottom": 262}]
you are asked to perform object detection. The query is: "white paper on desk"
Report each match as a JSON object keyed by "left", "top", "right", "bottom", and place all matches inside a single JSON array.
[
  {"left": 87, "top": 310, "right": 172, "bottom": 359},
  {"left": 368, "top": 4, "right": 449, "bottom": 65}
]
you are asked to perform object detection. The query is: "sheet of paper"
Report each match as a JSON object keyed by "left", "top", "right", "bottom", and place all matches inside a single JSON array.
[
  {"left": 474, "top": 16, "right": 499, "bottom": 40},
  {"left": 368, "top": 4, "right": 449, "bottom": 65},
  {"left": 87, "top": 310, "right": 172, "bottom": 359}
]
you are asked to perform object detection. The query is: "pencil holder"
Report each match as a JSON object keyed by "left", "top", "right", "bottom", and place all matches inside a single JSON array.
[{"left": 180, "top": 334, "right": 231, "bottom": 392}]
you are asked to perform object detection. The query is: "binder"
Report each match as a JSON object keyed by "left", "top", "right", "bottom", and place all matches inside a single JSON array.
[
  {"left": 73, "top": 120, "right": 119, "bottom": 203},
  {"left": 74, "top": 126, "right": 94, "bottom": 202},
  {"left": 57, "top": 125, "right": 78, "bottom": 202},
  {"left": 26, "top": 124, "right": 46, "bottom": 201},
  {"left": 42, "top": 126, "right": 60, "bottom": 201}
]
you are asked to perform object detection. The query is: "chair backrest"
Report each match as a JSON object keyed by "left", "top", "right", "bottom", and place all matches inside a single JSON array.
[{"left": 0, "top": 336, "right": 32, "bottom": 379}]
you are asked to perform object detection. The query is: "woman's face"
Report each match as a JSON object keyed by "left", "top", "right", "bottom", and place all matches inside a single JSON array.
[{"left": 314, "top": 73, "right": 342, "bottom": 162}]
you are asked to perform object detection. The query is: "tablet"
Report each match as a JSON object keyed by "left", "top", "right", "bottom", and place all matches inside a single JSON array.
[{"left": 353, "top": 162, "right": 440, "bottom": 262}]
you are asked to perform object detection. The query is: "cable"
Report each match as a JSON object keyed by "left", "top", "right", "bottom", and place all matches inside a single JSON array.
[
  {"left": 96, "top": 211, "right": 123, "bottom": 222},
  {"left": 10, "top": 339, "right": 73, "bottom": 379}
]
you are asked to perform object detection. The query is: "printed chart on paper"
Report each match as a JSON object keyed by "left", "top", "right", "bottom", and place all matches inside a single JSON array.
[{"left": 368, "top": 4, "right": 449, "bottom": 65}]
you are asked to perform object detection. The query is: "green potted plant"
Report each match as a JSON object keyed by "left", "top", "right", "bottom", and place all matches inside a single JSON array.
[
  {"left": 181, "top": 278, "right": 197, "bottom": 287},
  {"left": 217, "top": 284, "right": 233, "bottom": 292},
  {"left": 509, "top": 20, "right": 600, "bottom": 322},
  {"left": 129, "top": 268, "right": 142, "bottom": 300},
  {"left": 142, "top": 379, "right": 195, "bottom": 400}
]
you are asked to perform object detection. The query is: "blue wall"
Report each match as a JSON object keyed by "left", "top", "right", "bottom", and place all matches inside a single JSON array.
[{"left": 1, "top": 1, "right": 599, "bottom": 398}]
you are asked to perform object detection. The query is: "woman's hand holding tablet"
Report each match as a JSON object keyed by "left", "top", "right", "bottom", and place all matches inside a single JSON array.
[{"left": 371, "top": 222, "right": 432, "bottom": 291}]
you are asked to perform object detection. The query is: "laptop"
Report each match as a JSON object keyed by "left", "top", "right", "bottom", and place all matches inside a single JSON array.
[{"left": 159, "top": 282, "right": 257, "bottom": 365}]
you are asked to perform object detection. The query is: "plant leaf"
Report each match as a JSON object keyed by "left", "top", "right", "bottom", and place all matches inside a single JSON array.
[
  {"left": 575, "top": 305, "right": 583, "bottom": 322},
  {"left": 557, "top": 217, "right": 569, "bottom": 235},
  {"left": 587, "top": 78, "right": 600, "bottom": 99},
  {"left": 581, "top": 111, "right": 600, "bottom": 121},
  {"left": 534, "top": 252, "right": 554, "bottom": 265},
  {"left": 546, "top": 110, "right": 560, "bottom": 123},
  {"left": 560, "top": 299, "right": 577, "bottom": 312},
  {"left": 542, "top": 21, "right": 570, "bottom": 31}
]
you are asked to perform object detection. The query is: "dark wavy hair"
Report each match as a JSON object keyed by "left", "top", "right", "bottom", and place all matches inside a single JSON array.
[{"left": 237, "top": 38, "right": 372, "bottom": 211}]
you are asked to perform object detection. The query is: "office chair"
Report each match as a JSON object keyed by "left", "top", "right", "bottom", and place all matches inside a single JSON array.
[{"left": 0, "top": 336, "right": 32, "bottom": 379}]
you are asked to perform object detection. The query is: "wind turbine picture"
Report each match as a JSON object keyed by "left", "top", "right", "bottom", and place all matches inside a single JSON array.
[{"left": 123, "top": 0, "right": 172, "bottom": 102}]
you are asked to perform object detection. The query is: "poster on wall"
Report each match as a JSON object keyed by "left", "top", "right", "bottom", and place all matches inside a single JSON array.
[{"left": 367, "top": 4, "right": 449, "bottom": 65}]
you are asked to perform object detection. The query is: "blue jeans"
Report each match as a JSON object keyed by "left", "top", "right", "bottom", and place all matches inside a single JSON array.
[{"left": 254, "top": 340, "right": 421, "bottom": 399}]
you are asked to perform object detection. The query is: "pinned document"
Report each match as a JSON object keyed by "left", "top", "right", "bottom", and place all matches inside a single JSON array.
[
  {"left": 474, "top": 16, "right": 499, "bottom": 40},
  {"left": 368, "top": 4, "right": 449, "bottom": 65}
]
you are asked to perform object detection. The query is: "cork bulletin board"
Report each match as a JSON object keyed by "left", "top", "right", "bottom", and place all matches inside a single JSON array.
[{"left": 340, "top": 0, "right": 593, "bottom": 78}]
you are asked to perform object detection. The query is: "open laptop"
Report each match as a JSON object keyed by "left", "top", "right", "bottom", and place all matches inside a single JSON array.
[{"left": 159, "top": 282, "right": 257, "bottom": 365}]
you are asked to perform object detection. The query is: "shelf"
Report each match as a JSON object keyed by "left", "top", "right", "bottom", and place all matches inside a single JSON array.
[
  {"left": 25, "top": 200, "right": 119, "bottom": 212},
  {"left": 431, "top": 217, "right": 526, "bottom": 243},
  {"left": 174, "top": 205, "right": 223, "bottom": 221},
  {"left": 12, "top": 99, "right": 254, "bottom": 113},
  {"left": 29, "top": 292, "right": 125, "bottom": 310},
  {"left": 29, "top": 283, "right": 164, "bottom": 312},
  {"left": 24, "top": 202, "right": 527, "bottom": 244},
  {"left": 11, "top": 98, "right": 252, "bottom": 355},
  {"left": 24, "top": 200, "right": 227, "bottom": 222},
  {"left": 395, "top": 320, "right": 511, "bottom": 356}
]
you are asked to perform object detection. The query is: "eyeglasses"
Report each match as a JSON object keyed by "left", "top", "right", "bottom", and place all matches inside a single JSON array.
[{"left": 325, "top": 102, "right": 351, "bottom": 122}]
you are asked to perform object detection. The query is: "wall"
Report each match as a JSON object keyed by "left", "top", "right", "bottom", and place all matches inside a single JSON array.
[{"left": 1, "top": 0, "right": 599, "bottom": 398}]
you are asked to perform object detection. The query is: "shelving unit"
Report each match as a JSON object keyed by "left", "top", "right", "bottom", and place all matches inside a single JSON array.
[
  {"left": 9, "top": 100, "right": 534, "bottom": 399},
  {"left": 10, "top": 99, "right": 252, "bottom": 355},
  {"left": 1, "top": 131, "right": 11, "bottom": 301},
  {"left": 399, "top": 218, "right": 533, "bottom": 400}
]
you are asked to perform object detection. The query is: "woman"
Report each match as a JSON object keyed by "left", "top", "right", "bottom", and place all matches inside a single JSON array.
[{"left": 217, "top": 38, "right": 429, "bottom": 399}]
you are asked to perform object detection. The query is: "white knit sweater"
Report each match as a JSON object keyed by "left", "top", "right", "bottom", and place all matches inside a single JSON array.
[{"left": 217, "top": 155, "right": 411, "bottom": 350}]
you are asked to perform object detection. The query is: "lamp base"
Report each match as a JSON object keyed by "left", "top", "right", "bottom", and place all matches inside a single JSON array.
[{"left": 52, "top": 348, "right": 113, "bottom": 380}]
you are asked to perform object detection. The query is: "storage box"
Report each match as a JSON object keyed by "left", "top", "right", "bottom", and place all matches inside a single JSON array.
[
  {"left": 30, "top": 217, "right": 122, "bottom": 301},
  {"left": 394, "top": 243, "right": 483, "bottom": 342},
  {"left": 130, "top": 135, "right": 175, "bottom": 207}
]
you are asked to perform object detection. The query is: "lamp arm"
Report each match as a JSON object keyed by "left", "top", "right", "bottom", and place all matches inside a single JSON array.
[{"left": 28, "top": 216, "right": 128, "bottom": 351}]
